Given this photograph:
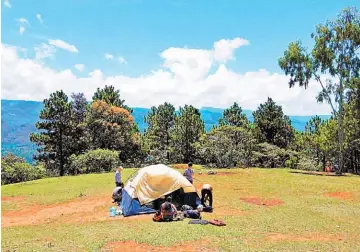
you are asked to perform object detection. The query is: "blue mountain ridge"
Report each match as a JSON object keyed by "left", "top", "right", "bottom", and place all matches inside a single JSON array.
[{"left": 1, "top": 100, "right": 331, "bottom": 163}]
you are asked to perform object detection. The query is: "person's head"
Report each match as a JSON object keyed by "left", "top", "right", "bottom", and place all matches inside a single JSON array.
[
  {"left": 197, "top": 205, "right": 204, "bottom": 212},
  {"left": 117, "top": 166, "right": 123, "bottom": 172},
  {"left": 166, "top": 196, "right": 172, "bottom": 203},
  {"left": 188, "top": 162, "right": 193, "bottom": 168}
]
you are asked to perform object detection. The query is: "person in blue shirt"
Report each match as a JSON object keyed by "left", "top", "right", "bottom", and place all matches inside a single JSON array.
[
  {"left": 183, "top": 162, "right": 194, "bottom": 184},
  {"left": 115, "top": 166, "right": 124, "bottom": 187}
]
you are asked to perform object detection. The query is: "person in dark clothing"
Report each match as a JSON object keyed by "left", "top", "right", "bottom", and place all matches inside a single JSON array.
[{"left": 201, "top": 183, "right": 213, "bottom": 207}]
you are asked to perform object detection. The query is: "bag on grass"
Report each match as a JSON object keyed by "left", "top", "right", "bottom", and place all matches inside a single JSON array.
[
  {"left": 209, "top": 219, "right": 226, "bottom": 226},
  {"left": 188, "top": 220, "right": 209, "bottom": 225},
  {"left": 152, "top": 211, "right": 162, "bottom": 222},
  {"left": 203, "top": 206, "right": 213, "bottom": 212}
]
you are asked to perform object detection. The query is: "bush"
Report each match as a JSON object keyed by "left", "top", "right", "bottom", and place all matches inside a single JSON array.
[
  {"left": 1, "top": 154, "right": 46, "bottom": 185},
  {"left": 69, "top": 149, "right": 120, "bottom": 175},
  {"left": 253, "top": 143, "right": 294, "bottom": 168}
]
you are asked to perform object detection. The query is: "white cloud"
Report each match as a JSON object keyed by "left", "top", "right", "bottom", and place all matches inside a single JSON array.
[
  {"left": 4, "top": 0, "right": 11, "bottom": 8},
  {"left": 1, "top": 41, "right": 332, "bottom": 116},
  {"left": 36, "top": 14, "right": 43, "bottom": 24},
  {"left": 34, "top": 43, "right": 56, "bottom": 60},
  {"left": 105, "top": 53, "right": 114, "bottom": 60},
  {"left": 19, "top": 26, "right": 25, "bottom": 34},
  {"left": 48, "top": 39, "right": 78, "bottom": 53},
  {"left": 17, "top": 18, "right": 30, "bottom": 34},
  {"left": 74, "top": 64, "right": 85, "bottom": 72},
  {"left": 118, "top": 57, "right": 127, "bottom": 64},
  {"left": 213, "top": 38, "right": 249, "bottom": 62}
]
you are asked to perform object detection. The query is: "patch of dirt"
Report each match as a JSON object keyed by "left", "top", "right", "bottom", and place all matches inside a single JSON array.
[
  {"left": 101, "top": 240, "right": 217, "bottom": 252},
  {"left": 2, "top": 196, "right": 111, "bottom": 228},
  {"left": 290, "top": 170, "right": 345, "bottom": 177},
  {"left": 2, "top": 196, "right": 25, "bottom": 202},
  {"left": 323, "top": 192, "right": 354, "bottom": 200},
  {"left": 265, "top": 232, "right": 344, "bottom": 242},
  {"left": 240, "top": 197, "right": 284, "bottom": 207}
]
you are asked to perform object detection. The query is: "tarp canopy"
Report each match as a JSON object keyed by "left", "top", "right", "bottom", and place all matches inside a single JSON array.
[{"left": 121, "top": 164, "right": 199, "bottom": 216}]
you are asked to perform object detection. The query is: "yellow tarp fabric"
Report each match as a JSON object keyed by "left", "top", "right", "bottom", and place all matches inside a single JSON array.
[{"left": 125, "top": 164, "right": 196, "bottom": 205}]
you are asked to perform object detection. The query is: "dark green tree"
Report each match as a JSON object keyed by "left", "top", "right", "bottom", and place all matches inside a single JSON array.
[
  {"left": 69, "top": 93, "right": 90, "bottom": 156},
  {"left": 279, "top": 7, "right": 360, "bottom": 174},
  {"left": 30, "top": 90, "right": 73, "bottom": 176},
  {"left": 253, "top": 97, "right": 294, "bottom": 148},
  {"left": 219, "top": 102, "right": 249, "bottom": 128},
  {"left": 171, "top": 105, "right": 205, "bottom": 163},
  {"left": 92, "top": 85, "right": 132, "bottom": 113},
  {"left": 144, "top": 102, "right": 176, "bottom": 162}
]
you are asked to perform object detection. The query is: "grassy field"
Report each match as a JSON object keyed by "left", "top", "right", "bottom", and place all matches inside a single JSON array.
[{"left": 2, "top": 168, "right": 360, "bottom": 251}]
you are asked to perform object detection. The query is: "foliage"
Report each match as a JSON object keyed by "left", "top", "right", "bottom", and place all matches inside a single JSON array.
[
  {"left": 196, "top": 125, "right": 256, "bottom": 168},
  {"left": 218, "top": 102, "right": 249, "bottom": 128},
  {"left": 68, "top": 149, "right": 120, "bottom": 175},
  {"left": 171, "top": 105, "right": 205, "bottom": 163},
  {"left": 279, "top": 7, "right": 360, "bottom": 173},
  {"left": 30, "top": 90, "right": 73, "bottom": 176},
  {"left": 252, "top": 143, "right": 295, "bottom": 168},
  {"left": 1, "top": 153, "right": 46, "bottom": 185},
  {"left": 144, "top": 102, "right": 176, "bottom": 163},
  {"left": 92, "top": 85, "right": 132, "bottom": 112},
  {"left": 253, "top": 97, "right": 294, "bottom": 148}
]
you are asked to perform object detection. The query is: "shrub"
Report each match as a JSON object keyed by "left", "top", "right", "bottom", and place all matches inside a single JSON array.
[
  {"left": 1, "top": 153, "right": 46, "bottom": 185},
  {"left": 253, "top": 143, "right": 294, "bottom": 168},
  {"left": 69, "top": 149, "right": 120, "bottom": 175}
]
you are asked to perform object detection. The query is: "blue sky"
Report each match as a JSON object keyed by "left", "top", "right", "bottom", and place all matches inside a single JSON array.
[{"left": 1, "top": 0, "right": 359, "bottom": 115}]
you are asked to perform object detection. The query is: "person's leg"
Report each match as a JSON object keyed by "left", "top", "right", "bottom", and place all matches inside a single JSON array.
[
  {"left": 201, "top": 189, "right": 206, "bottom": 206},
  {"left": 208, "top": 190, "right": 213, "bottom": 207}
]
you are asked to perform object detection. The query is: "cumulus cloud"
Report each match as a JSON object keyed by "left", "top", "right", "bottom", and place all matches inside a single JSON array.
[
  {"left": 4, "top": 0, "right": 11, "bottom": 8},
  {"left": 36, "top": 14, "right": 43, "bottom": 24},
  {"left": 48, "top": 39, "right": 78, "bottom": 53},
  {"left": 1, "top": 42, "right": 332, "bottom": 115},
  {"left": 213, "top": 38, "right": 249, "bottom": 62},
  {"left": 104, "top": 53, "right": 114, "bottom": 60},
  {"left": 34, "top": 43, "right": 56, "bottom": 60},
  {"left": 74, "top": 64, "right": 85, "bottom": 72}
]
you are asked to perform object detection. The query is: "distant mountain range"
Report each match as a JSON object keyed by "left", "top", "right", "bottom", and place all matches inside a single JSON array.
[{"left": 1, "top": 100, "right": 331, "bottom": 163}]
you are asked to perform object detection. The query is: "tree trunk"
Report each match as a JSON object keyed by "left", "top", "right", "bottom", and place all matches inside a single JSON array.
[
  {"left": 59, "top": 126, "right": 64, "bottom": 176},
  {"left": 337, "top": 82, "right": 344, "bottom": 175}
]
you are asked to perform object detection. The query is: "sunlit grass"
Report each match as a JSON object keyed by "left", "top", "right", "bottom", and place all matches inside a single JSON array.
[{"left": 2, "top": 168, "right": 360, "bottom": 251}]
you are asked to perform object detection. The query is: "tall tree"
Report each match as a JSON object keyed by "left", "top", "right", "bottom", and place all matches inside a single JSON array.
[
  {"left": 69, "top": 93, "right": 90, "bottom": 156},
  {"left": 253, "top": 97, "right": 294, "bottom": 148},
  {"left": 30, "top": 90, "right": 73, "bottom": 176},
  {"left": 219, "top": 102, "right": 249, "bottom": 128},
  {"left": 144, "top": 102, "right": 176, "bottom": 162},
  {"left": 171, "top": 105, "right": 205, "bottom": 163},
  {"left": 92, "top": 85, "right": 132, "bottom": 112},
  {"left": 278, "top": 7, "right": 360, "bottom": 174},
  {"left": 304, "top": 116, "right": 325, "bottom": 168}
]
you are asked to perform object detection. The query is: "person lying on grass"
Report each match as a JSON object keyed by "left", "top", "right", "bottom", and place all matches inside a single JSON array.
[{"left": 160, "top": 196, "right": 178, "bottom": 221}]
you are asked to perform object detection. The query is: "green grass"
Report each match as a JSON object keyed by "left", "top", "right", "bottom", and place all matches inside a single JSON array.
[{"left": 2, "top": 168, "right": 360, "bottom": 251}]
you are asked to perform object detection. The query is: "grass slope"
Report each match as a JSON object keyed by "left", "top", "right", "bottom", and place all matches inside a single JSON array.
[{"left": 2, "top": 168, "right": 360, "bottom": 251}]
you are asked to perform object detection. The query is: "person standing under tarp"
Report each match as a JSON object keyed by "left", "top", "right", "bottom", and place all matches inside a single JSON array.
[
  {"left": 183, "top": 162, "right": 194, "bottom": 184},
  {"left": 201, "top": 183, "right": 213, "bottom": 207},
  {"left": 115, "top": 166, "right": 124, "bottom": 187}
]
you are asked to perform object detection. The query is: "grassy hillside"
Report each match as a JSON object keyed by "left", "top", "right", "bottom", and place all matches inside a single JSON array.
[
  {"left": 2, "top": 168, "right": 359, "bottom": 251},
  {"left": 1, "top": 100, "right": 331, "bottom": 163}
]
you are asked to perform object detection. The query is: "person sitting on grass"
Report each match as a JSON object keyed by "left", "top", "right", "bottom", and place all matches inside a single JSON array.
[
  {"left": 160, "top": 196, "right": 178, "bottom": 221},
  {"left": 115, "top": 166, "right": 124, "bottom": 187}
]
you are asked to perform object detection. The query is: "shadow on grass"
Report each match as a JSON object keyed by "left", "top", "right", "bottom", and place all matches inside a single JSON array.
[{"left": 289, "top": 170, "right": 347, "bottom": 177}]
